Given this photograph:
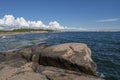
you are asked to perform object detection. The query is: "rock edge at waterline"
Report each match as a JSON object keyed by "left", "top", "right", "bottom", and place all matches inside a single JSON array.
[{"left": 0, "top": 43, "right": 104, "bottom": 80}]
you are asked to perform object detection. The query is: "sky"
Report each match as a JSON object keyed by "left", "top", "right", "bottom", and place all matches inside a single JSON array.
[{"left": 0, "top": 0, "right": 120, "bottom": 31}]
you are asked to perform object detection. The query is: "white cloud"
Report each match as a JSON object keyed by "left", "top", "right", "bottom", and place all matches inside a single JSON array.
[
  {"left": 64, "top": 27, "right": 88, "bottom": 31},
  {"left": 48, "top": 21, "right": 64, "bottom": 30},
  {"left": 96, "top": 18, "right": 119, "bottom": 22},
  {"left": 0, "top": 15, "right": 65, "bottom": 30},
  {"left": 0, "top": 15, "right": 90, "bottom": 31}
]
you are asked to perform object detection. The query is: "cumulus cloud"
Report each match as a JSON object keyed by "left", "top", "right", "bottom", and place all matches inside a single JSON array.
[
  {"left": 0, "top": 15, "right": 64, "bottom": 30},
  {"left": 64, "top": 27, "right": 88, "bottom": 31},
  {"left": 96, "top": 18, "right": 119, "bottom": 22},
  {"left": 0, "top": 15, "right": 89, "bottom": 31},
  {"left": 48, "top": 21, "right": 65, "bottom": 30}
]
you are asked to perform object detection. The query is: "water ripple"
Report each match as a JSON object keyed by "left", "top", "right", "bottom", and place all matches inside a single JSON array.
[{"left": 0, "top": 32, "right": 120, "bottom": 80}]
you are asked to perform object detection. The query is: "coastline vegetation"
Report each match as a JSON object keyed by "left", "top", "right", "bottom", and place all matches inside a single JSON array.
[{"left": 0, "top": 28, "right": 54, "bottom": 33}]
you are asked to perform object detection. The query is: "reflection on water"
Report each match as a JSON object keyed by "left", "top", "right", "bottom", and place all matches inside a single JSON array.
[{"left": 0, "top": 33, "right": 49, "bottom": 52}]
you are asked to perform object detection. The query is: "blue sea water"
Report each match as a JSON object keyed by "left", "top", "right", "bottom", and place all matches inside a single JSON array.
[{"left": 0, "top": 32, "right": 120, "bottom": 80}]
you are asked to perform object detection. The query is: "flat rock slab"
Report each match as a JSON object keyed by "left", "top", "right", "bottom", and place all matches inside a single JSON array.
[{"left": 0, "top": 62, "right": 47, "bottom": 80}]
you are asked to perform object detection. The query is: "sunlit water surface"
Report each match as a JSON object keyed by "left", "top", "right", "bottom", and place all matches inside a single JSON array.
[{"left": 0, "top": 32, "right": 120, "bottom": 80}]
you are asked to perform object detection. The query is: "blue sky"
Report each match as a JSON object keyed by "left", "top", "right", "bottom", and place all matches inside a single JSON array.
[{"left": 0, "top": 0, "right": 120, "bottom": 31}]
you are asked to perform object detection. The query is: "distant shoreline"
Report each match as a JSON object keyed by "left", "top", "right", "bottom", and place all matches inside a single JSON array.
[
  {"left": 0, "top": 30, "right": 119, "bottom": 37},
  {"left": 0, "top": 31, "right": 49, "bottom": 37},
  {"left": 0, "top": 28, "right": 59, "bottom": 36}
]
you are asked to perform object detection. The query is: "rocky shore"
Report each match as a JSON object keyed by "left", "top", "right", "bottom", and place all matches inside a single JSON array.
[{"left": 0, "top": 43, "right": 104, "bottom": 80}]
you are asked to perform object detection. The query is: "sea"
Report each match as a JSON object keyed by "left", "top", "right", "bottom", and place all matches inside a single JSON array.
[{"left": 0, "top": 32, "right": 120, "bottom": 80}]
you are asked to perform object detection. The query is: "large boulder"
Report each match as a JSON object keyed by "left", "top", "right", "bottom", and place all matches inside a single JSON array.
[
  {"left": 0, "top": 43, "right": 104, "bottom": 80},
  {"left": 39, "top": 43, "right": 97, "bottom": 75},
  {"left": 17, "top": 43, "right": 96, "bottom": 75}
]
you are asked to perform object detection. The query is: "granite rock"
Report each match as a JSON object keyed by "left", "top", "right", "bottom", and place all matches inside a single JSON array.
[{"left": 0, "top": 43, "right": 104, "bottom": 80}]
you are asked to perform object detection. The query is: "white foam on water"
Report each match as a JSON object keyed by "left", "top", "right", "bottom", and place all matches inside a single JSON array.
[
  {"left": 96, "top": 72, "right": 105, "bottom": 78},
  {"left": 1, "top": 36, "right": 6, "bottom": 39}
]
